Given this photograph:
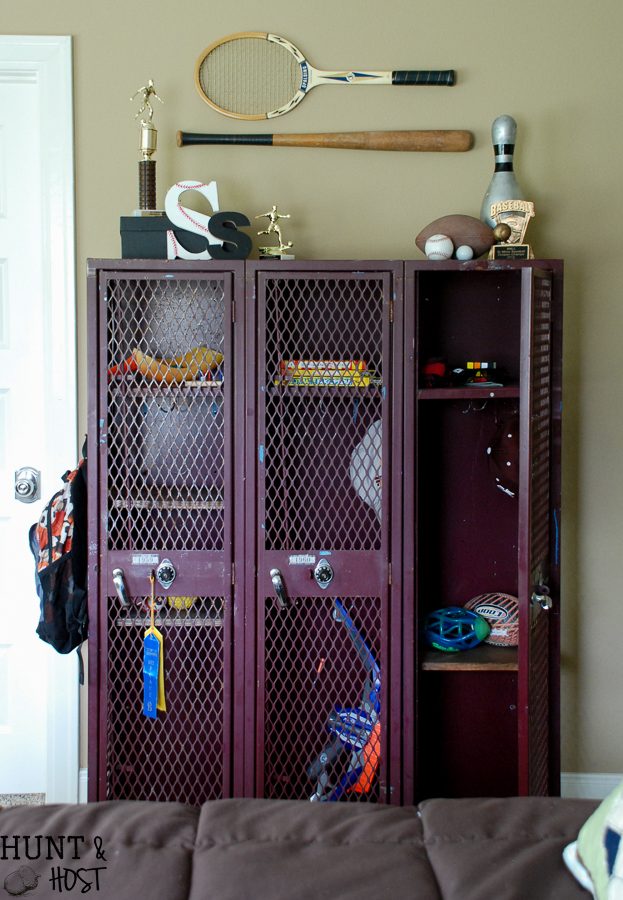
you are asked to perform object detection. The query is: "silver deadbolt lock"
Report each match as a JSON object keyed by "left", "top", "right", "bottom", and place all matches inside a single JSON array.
[
  {"left": 15, "top": 468, "right": 41, "bottom": 503},
  {"left": 156, "top": 559, "right": 176, "bottom": 590},
  {"left": 314, "top": 559, "right": 334, "bottom": 589}
]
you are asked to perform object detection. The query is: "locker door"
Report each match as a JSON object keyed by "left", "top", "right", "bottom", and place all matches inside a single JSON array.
[
  {"left": 247, "top": 263, "right": 403, "bottom": 804},
  {"left": 518, "top": 267, "right": 554, "bottom": 796},
  {"left": 90, "top": 266, "right": 241, "bottom": 804}
]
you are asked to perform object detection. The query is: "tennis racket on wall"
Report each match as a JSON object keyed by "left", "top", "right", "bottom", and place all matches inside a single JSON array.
[{"left": 195, "top": 32, "right": 456, "bottom": 120}]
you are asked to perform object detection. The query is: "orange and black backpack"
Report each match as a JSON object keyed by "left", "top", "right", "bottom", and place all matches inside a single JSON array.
[{"left": 29, "top": 444, "right": 88, "bottom": 682}]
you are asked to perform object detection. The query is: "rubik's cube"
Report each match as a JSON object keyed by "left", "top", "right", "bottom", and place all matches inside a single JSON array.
[{"left": 466, "top": 361, "right": 496, "bottom": 383}]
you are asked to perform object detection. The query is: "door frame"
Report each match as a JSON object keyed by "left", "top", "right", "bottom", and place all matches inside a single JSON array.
[{"left": 0, "top": 35, "right": 77, "bottom": 802}]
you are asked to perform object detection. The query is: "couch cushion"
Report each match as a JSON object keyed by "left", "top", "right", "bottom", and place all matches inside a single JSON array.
[
  {"left": 0, "top": 800, "right": 199, "bottom": 899},
  {"left": 419, "top": 797, "right": 599, "bottom": 900},
  {"left": 190, "top": 798, "right": 441, "bottom": 900}
]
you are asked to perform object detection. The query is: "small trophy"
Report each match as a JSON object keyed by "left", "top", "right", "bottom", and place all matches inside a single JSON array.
[
  {"left": 131, "top": 80, "right": 164, "bottom": 216},
  {"left": 488, "top": 200, "right": 535, "bottom": 260},
  {"left": 256, "top": 206, "right": 295, "bottom": 259}
]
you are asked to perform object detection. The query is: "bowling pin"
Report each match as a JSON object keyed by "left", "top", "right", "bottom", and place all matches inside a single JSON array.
[{"left": 480, "top": 115, "right": 524, "bottom": 228}]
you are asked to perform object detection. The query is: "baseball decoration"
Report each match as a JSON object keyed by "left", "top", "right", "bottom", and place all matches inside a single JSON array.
[
  {"left": 464, "top": 593, "right": 519, "bottom": 646},
  {"left": 165, "top": 180, "right": 222, "bottom": 260},
  {"left": 416, "top": 214, "right": 495, "bottom": 259},
  {"left": 455, "top": 245, "right": 474, "bottom": 260},
  {"left": 424, "top": 234, "right": 454, "bottom": 260}
]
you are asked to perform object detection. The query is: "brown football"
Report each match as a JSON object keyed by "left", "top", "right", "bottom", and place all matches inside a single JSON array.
[{"left": 416, "top": 215, "right": 495, "bottom": 259}]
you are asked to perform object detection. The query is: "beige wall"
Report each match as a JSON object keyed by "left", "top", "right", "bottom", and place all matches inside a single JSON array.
[{"left": 4, "top": 0, "right": 622, "bottom": 776}]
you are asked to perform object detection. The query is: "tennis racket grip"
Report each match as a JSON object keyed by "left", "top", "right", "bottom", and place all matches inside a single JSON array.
[
  {"left": 392, "top": 70, "right": 455, "bottom": 86},
  {"left": 178, "top": 130, "right": 473, "bottom": 152}
]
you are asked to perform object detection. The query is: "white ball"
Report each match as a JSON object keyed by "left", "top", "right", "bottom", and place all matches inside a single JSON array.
[
  {"left": 455, "top": 245, "right": 474, "bottom": 260},
  {"left": 424, "top": 234, "right": 454, "bottom": 260}
]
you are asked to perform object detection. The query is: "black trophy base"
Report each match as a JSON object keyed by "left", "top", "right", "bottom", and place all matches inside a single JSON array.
[{"left": 120, "top": 215, "right": 208, "bottom": 259}]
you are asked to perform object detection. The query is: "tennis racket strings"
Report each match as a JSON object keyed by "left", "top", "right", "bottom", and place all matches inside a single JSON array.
[{"left": 197, "top": 38, "right": 302, "bottom": 117}]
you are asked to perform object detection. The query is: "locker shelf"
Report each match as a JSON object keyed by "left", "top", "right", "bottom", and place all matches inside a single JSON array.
[
  {"left": 418, "top": 385, "right": 520, "bottom": 400},
  {"left": 419, "top": 644, "right": 518, "bottom": 671}
]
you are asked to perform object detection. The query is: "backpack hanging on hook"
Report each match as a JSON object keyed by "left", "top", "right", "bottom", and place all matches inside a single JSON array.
[{"left": 28, "top": 440, "right": 88, "bottom": 683}]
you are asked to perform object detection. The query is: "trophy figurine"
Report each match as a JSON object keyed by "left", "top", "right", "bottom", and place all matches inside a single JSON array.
[
  {"left": 131, "top": 79, "right": 164, "bottom": 213},
  {"left": 256, "top": 206, "right": 294, "bottom": 259}
]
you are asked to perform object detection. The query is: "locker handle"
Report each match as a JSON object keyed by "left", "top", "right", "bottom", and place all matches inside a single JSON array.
[
  {"left": 270, "top": 568, "right": 288, "bottom": 608},
  {"left": 112, "top": 568, "right": 131, "bottom": 608},
  {"left": 531, "top": 584, "right": 552, "bottom": 610}
]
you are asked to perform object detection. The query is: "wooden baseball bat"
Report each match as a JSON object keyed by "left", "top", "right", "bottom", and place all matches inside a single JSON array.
[{"left": 177, "top": 130, "right": 473, "bottom": 152}]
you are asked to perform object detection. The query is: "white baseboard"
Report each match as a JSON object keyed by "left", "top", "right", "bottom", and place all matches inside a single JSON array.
[
  {"left": 78, "top": 768, "right": 88, "bottom": 803},
  {"left": 561, "top": 772, "right": 622, "bottom": 800}
]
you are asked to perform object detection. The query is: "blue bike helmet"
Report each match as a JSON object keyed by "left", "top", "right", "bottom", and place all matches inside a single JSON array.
[{"left": 420, "top": 606, "right": 490, "bottom": 652}]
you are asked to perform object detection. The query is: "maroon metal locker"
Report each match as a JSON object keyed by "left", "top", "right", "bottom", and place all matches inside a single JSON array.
[
  {"left": 245, "top": 261, "right": 404, "bottom": 804},
  {"left": 518, "top": 267, "right": 554, "bottom": 796},
  {"left": 403, "top": 259, "right": 562, "bottom": 802},
  {"left": 87, "top": 260, "right": 245, "bottom": 804}
]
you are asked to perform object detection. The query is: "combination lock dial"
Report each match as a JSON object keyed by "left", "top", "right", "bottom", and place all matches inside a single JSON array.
[
  {"left": 313, "top": 559, "right": 334, "bottom": 589},
  {"left": 156, "top": 559, "right": 176, "bottom": 590}
]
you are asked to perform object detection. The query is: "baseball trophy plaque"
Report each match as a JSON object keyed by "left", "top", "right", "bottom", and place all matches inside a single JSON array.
[
  {"left": 257, "top": 206, "right": 295, "bottom": 259},
  {"left": 488, "top": 200, "right": 535, "bottom": 260}
]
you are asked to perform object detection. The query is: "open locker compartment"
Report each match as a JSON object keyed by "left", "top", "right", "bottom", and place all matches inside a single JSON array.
[
  {"left": 416, "top": 397, "right": 521, "bottom": 799},
  {"left": 405, "top": 260, "right": 561, "bottom": 802}
]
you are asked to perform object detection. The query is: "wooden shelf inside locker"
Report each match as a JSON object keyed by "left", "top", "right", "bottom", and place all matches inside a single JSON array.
[
  {"left": 109, "top": 484, "right": 223, "bottom": 511},
  {"left": 418, "top": 384, "right": 520, "bottom": 401},
  {"left": 108, "top": 380, "right": 224, "bottom": 392},
  {"left": 419, "top": 643, "right": 518, "bottom": 671}
]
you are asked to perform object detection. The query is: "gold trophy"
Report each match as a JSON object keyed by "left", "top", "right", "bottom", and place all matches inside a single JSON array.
[
  {"left": 488, "top": 200, "right": 535, "bottom": 259},
  {"left": 256, "top": 206, "right": 294, "bottom": 259},
  {"left": 131, "top": 80, "right": 164, "bottom": 214}
]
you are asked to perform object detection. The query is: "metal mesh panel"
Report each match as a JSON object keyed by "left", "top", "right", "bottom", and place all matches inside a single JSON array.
[
  {"left": 106, "top": 278, "right": 226, "bottom": 551},
  {"left": 263, "top": 596, "right": 383, "bottom": 802},
  {"left": 264, "top": 277, "right": 385, "bottom": 550},
  {"left": 106, "top": 597, "right": 226, "bottom": 804}
]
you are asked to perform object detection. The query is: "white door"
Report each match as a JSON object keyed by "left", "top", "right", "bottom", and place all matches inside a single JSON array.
[{"left": 0, "top": 36, "right": 77, "bottom": 802}]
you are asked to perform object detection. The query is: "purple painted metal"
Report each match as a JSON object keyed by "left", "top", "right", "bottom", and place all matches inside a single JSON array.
[
  {"left": 86, "top": 257, "right": 562, "bottom": 806},
  {"left": 404, "top": 259, "right": 562, "bottom": 801},
  {"left": 245, "top": 260, "right": 402, "bottom": 804},
  {"left": 518, "top": 268, "right": 554, "bottom": 796},
  {"left": 87, "top": 260, "right": 244, "bottom": 804}
]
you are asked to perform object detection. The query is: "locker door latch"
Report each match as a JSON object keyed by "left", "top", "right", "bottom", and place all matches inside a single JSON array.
[
  {"left": 314, "top": 560, "right": 334, "bottom": 589},
  {"left": 112, "top": 568, "right": 131, "bottom": 608},
  {"left": 270, "top": 568, "right": 288, "bottom": 608},
  {"left": 531, "top": 584, "right": 552, "bottom": 610}
]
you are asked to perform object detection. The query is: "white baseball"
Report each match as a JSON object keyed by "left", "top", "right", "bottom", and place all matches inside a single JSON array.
[
  {"left": 424, "top": 234, "right": 454, "bottom": 260},
  {"left": 456, "top": 244, "right": 474, "bottom": 260}
]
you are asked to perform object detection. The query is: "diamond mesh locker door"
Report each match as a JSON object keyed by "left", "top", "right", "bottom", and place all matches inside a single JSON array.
[
  {"left": 252, "top": 268, "right": 395, "bottom": 804},
  {"left": 518, "top": 268, "right": 553, "bottom": 796},
  {"left": 97, "top": 270, "right": 235, "bottom": 804}
]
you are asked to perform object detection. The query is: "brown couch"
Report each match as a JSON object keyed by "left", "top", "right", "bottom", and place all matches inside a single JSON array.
[{"left": 0, "top": 796, "right": 597, "bottom": 899}]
